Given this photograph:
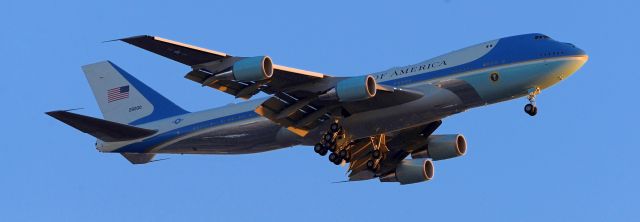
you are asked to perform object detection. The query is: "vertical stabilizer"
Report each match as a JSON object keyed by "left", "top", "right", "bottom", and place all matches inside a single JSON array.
[{"left": 82, "top": 61, "right": 188, "bottom": 125}]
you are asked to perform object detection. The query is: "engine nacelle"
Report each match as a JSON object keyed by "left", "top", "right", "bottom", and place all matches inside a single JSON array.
[
  {"left": 412, "top": 134, "right": 467, "bottom": 161},
  {"left": 319, "top": 75, "right": 377, "bottom": 102},
  {"left": 380, "top": 158, "right": 435, "bottom": 185},
  {"left": 232, "top": 56, "right": 273, "bottom": 81},
  {"left": 206, "top": 56, "right": 273, "bottom": 82}
]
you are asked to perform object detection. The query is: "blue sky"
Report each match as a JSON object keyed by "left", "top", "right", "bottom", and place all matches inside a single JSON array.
[{"left": 2, "top": 0, "right": 638, "bottom": 221}]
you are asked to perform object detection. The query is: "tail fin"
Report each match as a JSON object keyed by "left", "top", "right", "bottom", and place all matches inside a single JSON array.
[{"left": 82, "top": 61, "right": 188, "bottom": 125}]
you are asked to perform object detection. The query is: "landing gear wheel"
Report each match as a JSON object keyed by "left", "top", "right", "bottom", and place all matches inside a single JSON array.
[
  {"left": 524, "top": 104, "right": 538, "bottom": 116},
  {"left": 338, "top": 149, "right": 348, "bottom": 158},
  {"left": 329, "top": 123, "right": 341, "bottom": 133},
  {"left": 372, "top": 150, "right": 381, "bottom": 159},
  {"left": 366, "top": 160, "right": 375, "bottom": 169},
  {"left": 524, "top": 104, "right": 534, "bottom": 113},
  {"left": 323, "top": 133, "right": 333, "bottom": 142},
  {"left": 329, "top": 153, "right": 343, "bottom": 165},
  {"left": 319, "top": 148, "right": 328, "bottom": 156},
  {"left": 329, "top": 153, "right": 338, "bottom": 162},
  {"left": 314, "top": 143, "right": 323, "bottom": 154},
  {"left": 529, "top": 106, "right": 538, "bottom": 116},
  {"left": 328, "top": 143, "right": 337, "bottom": 152}
]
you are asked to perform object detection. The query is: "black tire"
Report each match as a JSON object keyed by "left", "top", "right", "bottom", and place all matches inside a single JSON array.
[
  {"left": 332, "top": 157, "right": 343, "bottom": 165},
  {"left": 314, "top": 143, "right": 323, "bottom": 153},
  {"left": 330, "top": 123, "right": 340, "bottom": 133},
  {"left": 328, "top": 144, "right": 337, "bottom": 152},
  {"left": 524, "top": 104, "right": 534, "bottom": 114},
  {"left": 530, "top": 106, "right": 538, "bottom": 116},
  {"left": 372, "top": 150, "right": 381, "bottom": 159},
  {"left": 339, "top": 149, "right": 347, "bottom": 158},
  {"left": 323, "top": 133, "right": 333, "bottom": 142},
  {"left": 366, "top": 160, "right": 375, "bottom": 169},
  {"left": 329, "top": 153, "right": 338, "bottom": 162},
  {"left": 319, "top": 148, "right": 328, "bottom": 156}
]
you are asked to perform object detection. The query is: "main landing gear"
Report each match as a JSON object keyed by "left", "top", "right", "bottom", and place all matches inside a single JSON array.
[
  {"left": 313, "top": 121, "right": 387, "bottom": 173},
  {"left": 314, "top": 121, "right": 348, "bottom": 165},
  {"left": 366, "top": 149, "right": 382, "bottom": 171},
  {"left": 524, "top": 87, "right": 540, "bottom": 116}
]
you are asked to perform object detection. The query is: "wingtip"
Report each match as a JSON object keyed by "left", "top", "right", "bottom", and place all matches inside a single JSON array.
[
  {"left": 44, "top": 110, "right": 59, "bottom": 116},
  {"left": 331, "top": 180, "right": 352, "bottom": 184},
  {"left": 102, "top": 39, "right": 120, "bottom": 43}
]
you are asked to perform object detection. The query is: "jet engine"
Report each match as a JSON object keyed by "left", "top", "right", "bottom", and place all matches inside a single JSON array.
[
  {"left": 412, "top": 134, "right": 467, "bottom": 161},
  {"left": 380, "top": 158, "right": 435, "bottom": 185},
  {"left": 205, "top": 56, "right": 273, "bottom": 82},
  {"left": 319, "top": 75, "right": 377, "bottom": 102}
]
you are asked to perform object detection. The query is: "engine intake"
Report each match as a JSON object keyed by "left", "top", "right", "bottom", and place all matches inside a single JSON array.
[
  {"left": 412, "top": 134, "right": 467, "bottom": 161},
  {"left": 380, "top": 158, "right": 435, "bottom": 185},
  {"left": 319, "top": 75, "right": 377, "bottom": 102}
]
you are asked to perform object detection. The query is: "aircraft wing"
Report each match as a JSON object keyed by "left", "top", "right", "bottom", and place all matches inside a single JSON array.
[
  {"left": 120, "top": 35, "right": 325, "bottom": 99},
  {"left": 119, "top": 35, "right": 424, "bottom": 136}
]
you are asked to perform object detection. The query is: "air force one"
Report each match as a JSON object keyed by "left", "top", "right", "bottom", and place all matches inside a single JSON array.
[{"left": 48, "top": 33, "right": 587, "bottom": 184}]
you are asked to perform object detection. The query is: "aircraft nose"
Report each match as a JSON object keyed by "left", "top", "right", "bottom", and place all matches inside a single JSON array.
[
  {"left": 575, "top": 47, "right": 587, "bottom": 57},
  {"left": 560, "top": 43, "right": 588, "bottom": 79},
  {"left": 564, "top": 42, "right": 588, "bottom": 57}
]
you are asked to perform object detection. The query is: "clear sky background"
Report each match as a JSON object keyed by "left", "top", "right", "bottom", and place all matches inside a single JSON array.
[{"left": 1, "top": 0, "right": 638, "bottom": 221}]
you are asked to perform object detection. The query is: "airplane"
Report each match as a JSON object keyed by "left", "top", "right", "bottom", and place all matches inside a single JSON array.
[{"left": 47, "top": 33, "right": 587, "bottom": 184}]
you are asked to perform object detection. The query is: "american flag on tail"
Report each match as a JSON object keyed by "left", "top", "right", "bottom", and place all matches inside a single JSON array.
[{"left": 107, "top": 85, "right": 130, "bottom": 103}]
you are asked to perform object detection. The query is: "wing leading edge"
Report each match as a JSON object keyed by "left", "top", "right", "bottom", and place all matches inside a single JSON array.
[{"left": 119, "top": 35, "right": 327, "bottom": 99}]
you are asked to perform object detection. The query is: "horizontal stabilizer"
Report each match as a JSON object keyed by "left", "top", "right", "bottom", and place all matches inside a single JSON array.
[{"left": 46, "top": 110, "right": 157, "bottom": 142}]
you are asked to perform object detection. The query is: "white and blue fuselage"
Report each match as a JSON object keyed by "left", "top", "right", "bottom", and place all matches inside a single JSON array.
[{"left": 98, "top": 33, "right": 588, "bottom": 154}]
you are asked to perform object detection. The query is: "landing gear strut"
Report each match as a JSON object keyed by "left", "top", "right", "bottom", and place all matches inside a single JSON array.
[{"left": 524, "top": 87, "right": 540, "bottom": 116}]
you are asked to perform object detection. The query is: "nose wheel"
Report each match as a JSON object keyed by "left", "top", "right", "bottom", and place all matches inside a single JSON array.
[
  {"left": 524, "top": 104, "right": 538, "bottom": 116},
  {"left": 524, "top": 87, "right": 540, "bottom": 116}
]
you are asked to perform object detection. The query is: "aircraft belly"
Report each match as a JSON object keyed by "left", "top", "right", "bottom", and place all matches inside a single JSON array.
[
  {"left": 341, "top": 84, "right": 465, "bottom": 139},
  {"left": 157, "top": 119, "right": 296, "bottom": 154}
]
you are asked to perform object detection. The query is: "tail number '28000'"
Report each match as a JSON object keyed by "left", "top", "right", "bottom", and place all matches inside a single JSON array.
[{"left": 129, "top": 105, "right": 142, "bottom": 112}]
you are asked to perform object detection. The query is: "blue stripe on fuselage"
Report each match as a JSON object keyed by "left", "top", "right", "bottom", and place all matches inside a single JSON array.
[
  {"left": 115, "top": 111, "right": 259, "bottom": 153},
  {"left": 114, "top": 33, "right": 585, "bottom": 153}
]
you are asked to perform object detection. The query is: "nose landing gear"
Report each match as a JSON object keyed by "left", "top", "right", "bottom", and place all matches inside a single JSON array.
[{"left": 524, "top": 87, "right": 540, "bottom": 116}]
